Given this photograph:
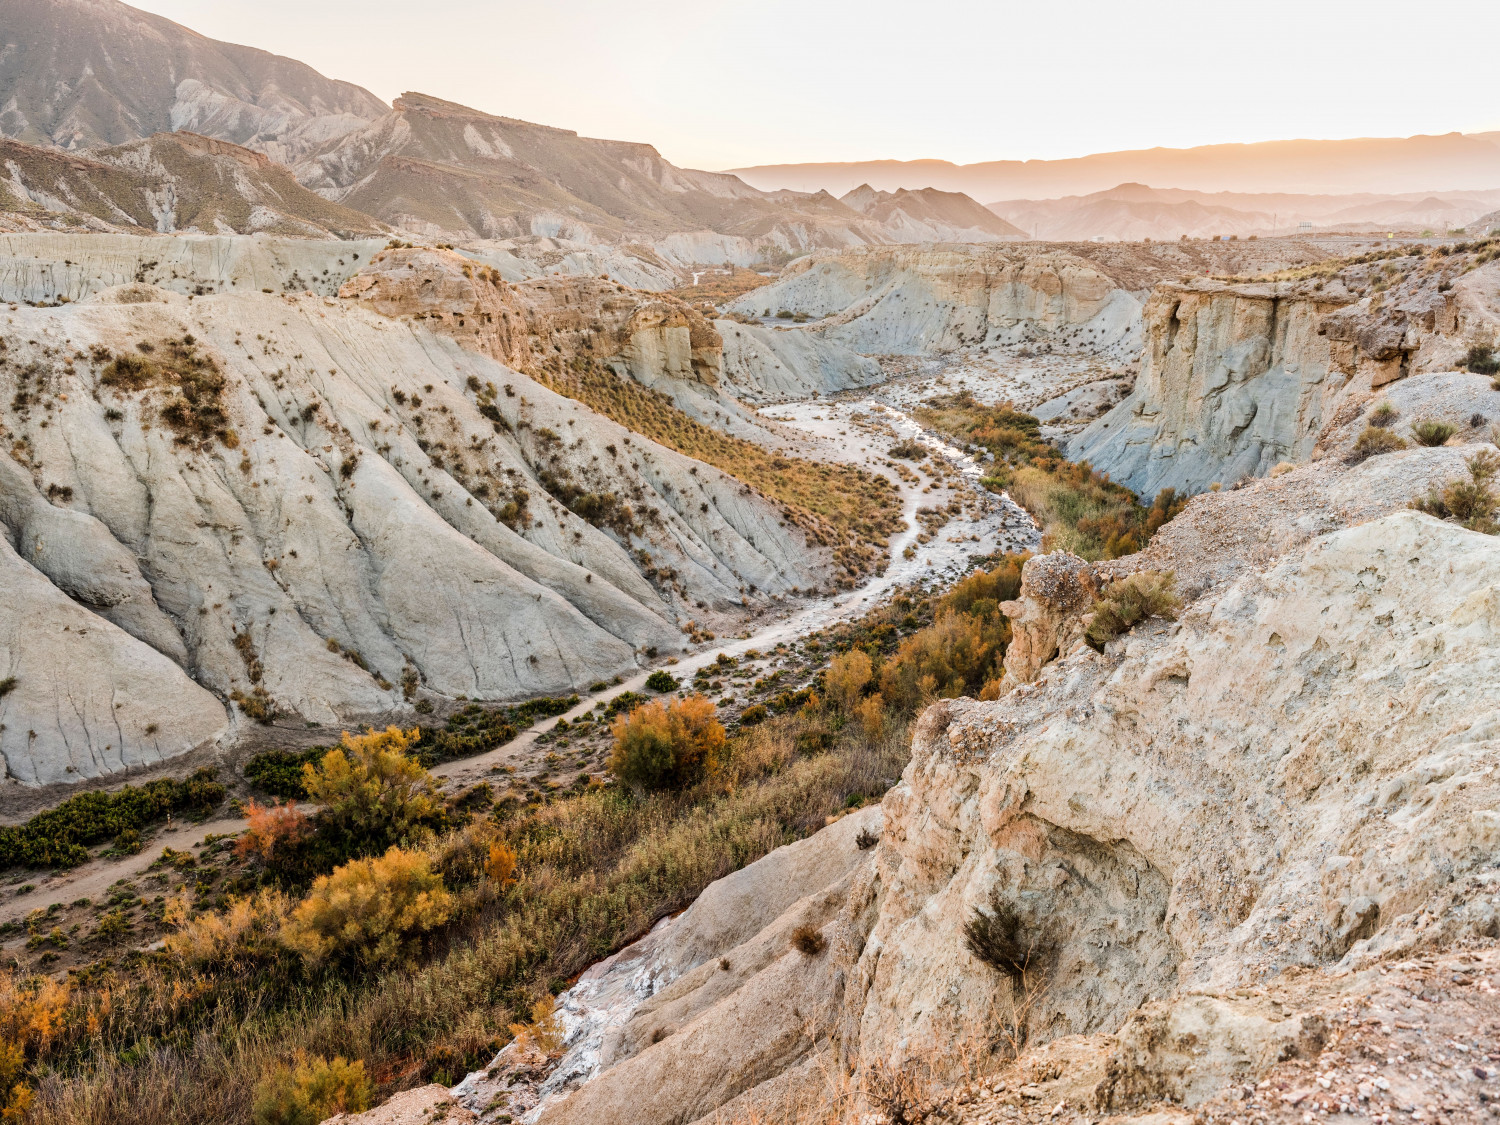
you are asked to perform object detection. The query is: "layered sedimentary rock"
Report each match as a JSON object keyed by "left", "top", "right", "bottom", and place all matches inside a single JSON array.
[
  {"left": 0, "top": 232, "right": 386, "bottom": 303},
  {"left": 0, "top": 133, "right": 387, "bottom": 238},
  {"left": 0, "top": 280, "right": 826, "bottom": 785},
  {"left": 339, "top": 246, "right": 882, "bottom": 404},
  {"left": 488, "top": 440, "right": 1500, "bottom": 1122},
  {"left": 725, "top": 245, "right": 1144, "bottom": 357},
  {"left": 1071, "top": 257, "right": 1500, "bottom": 497},
  {"left": 1066, "top": 280, "right": 1355, "bottom": 496}
]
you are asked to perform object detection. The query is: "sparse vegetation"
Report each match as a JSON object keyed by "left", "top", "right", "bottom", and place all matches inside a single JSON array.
[
  {"left": 1410, "top": 418, "right": 1457, "bottom": 447},
  {"left": 965, "top": 893, "right": 1036, "bottom": 982},
  {"left": 100, "top": 336, "right": 235, "bottom": 449},
  {"left": 533, "top": 357, "right": 902, "bottom": 583},
  {"left": 1466, "top": 345, "right": 1500, "bottom": 376},
  {"left": 1369, "top": 401, "right": 1399, "bottom": 427},
  {"left": 1349, "top": 424, "right": 1409, "bottom": 462},
  {"left": 918, "top": 393, "right": 1184, "bottom": 559},
  {"left": 1084, "top": 571, "right": 1182, "bottom": 649},
  {"left": 1411, "top": 451, "right": 1500, "bottom": 534},
  {"left": 789, "top": 924, "right": 826, "bottom": 956}
]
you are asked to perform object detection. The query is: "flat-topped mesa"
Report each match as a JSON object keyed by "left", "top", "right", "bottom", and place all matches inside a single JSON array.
[{"left": 1071, "top": 256, "right": 1500, "bottom": 497}]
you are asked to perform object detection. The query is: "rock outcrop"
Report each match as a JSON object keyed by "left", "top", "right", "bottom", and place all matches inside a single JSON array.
[
  {"left": 839, "top": 509, "right": 1500, "bottom": 1088},
  {"left": 475, "top": 448, "right": 1500, "bottom": 1123},
  {"left": 1066, "top": 280, "right": 1357, "bottom": 497},
  {"left": 452, "top": 806, "right": 884, "bottom": 1125},
  {"left": 1070, "top": 254, "right": 1500, "bottom": 497},
  {"left": 339, "top": 246, "right": 883, "bottom": 407},
  {"left": 726, "top": 245, "right": 1144, "bottom": 358}
]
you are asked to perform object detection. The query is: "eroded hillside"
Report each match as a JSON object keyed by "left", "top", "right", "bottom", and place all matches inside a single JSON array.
[{"left": 0, "top": 279, "right": 848, "bottom": 786}]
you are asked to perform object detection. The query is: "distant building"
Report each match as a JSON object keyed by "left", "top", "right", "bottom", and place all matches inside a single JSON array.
[{"left": 1298, "top": 221, "right": 1313, "bottom": 230}]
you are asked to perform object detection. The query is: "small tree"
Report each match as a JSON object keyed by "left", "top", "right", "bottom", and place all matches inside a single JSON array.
[
  {"left": 608, "top": 695, "right": 725, "bottom": 790},
  {"left": 281, "top": 846, "right": 452, "bottom": 966},
  {"left": 303, "top": 727, "right": 440, "bottom": 852}
]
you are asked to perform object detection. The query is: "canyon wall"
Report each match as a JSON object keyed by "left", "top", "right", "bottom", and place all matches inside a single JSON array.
[
  {"left": 726, "top": 245, "right": 1143, "bottom": 357},
  {"left": 1071, "top": 258, "right": 1500, "bottom": 497},
  {"left": 479, "top": 438, "right": 1500, "bottom": 1125}
]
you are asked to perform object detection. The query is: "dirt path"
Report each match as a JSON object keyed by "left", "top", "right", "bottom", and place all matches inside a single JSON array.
[{"left": 0, "top": 384, "right": 1039, "bottom": 927}]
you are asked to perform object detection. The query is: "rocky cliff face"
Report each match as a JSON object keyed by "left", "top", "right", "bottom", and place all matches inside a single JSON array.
[
  {"left": 0, "top": 232, "right": 388, "bottom": 303},
  {"left": 0, "top": 133, "right": 386, "bottom": 238},
  {"left": 339, "top": 246, "right": 882, "bottom": 406},
  {"left": 0, "top": 280, "right": 828, "bottom": 787},
  {"left": 484, "top": 437, "right": 1500, "bottom": 1125},
  {"left": 726, "top": 245, "right": 1144, "bottom": 357},
  {"left": 1070, "top": 253, "right": 1500, "bottom": 497}
]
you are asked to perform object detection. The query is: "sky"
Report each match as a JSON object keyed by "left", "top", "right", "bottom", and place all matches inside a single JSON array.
[{"left": 131, "top": 0, "right": 1500, "bottom": 172}]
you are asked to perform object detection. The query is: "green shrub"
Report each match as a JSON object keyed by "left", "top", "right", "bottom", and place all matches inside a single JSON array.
[
  {"left": 1411, "top": 451, "right": 1500, "bottom": 534},
  {"left": 1466, "top": 344, "right": 1500, "bottom": 375},
  {"left": 0, "top": 769, "right": 225, "bottom": 870},
  {"left": 739, "top": 704, "right": 768, "bottom": 726},
  {"left": 1368, "top": 401, "right": 1399, "bottom": 427},
  {"left": 1411, "top": 418, "right": 1457, "bottom": 447},
  {"left": 245, "top": 749, "right": 327, "bottom": 800},
  {"left": 1084, "top": 571, "right": 1182, "bottom": 649},
  {"left": 644, "top": 670, "right": 680, "bottom": 693},
  {"left": 252, "top": 1054, "right": 371, "bottom": 1125},
  {"left": 1348, "top": 424, "right": 1408, "bottom": 463},
  {"left": 0, "top": 676, "right": 15, "bottom": 699}
]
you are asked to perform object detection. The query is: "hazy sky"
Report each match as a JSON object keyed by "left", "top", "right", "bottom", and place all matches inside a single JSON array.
[{"left": 132, "top": 0, "right": 1500, "bottom": 171}]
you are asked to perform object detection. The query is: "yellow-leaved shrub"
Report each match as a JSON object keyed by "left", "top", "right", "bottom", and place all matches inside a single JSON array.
[
  {"left": 280, "top": 846, "right": 452, "bottom": 966},
  {"left": 251, "top": 1052, "right": 371, "bottom": 1125},
  {"left": 302, "top": 726, "right": 440, "bottom": 849}
]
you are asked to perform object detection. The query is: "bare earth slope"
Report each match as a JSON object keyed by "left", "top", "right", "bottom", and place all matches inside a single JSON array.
[
  {"left": 0, "top": 132, "right": 386, "bottom": 237},
  {"left": 0, "top": 280, "right": 829, "bottom": 788}
]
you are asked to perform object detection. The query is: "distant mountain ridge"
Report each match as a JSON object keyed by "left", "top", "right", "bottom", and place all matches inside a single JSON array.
[
  {"left": 988, "top": 182, "right": 1500, "bottom": 242},
  {"left": 0, "top": 131, "right": 387, "bottom": 237},
  {"left": 287, "top": 92, "right": 1022, "bottom": 251},
  {"left": 0, "top": 0, "right": 388, "bottom": 161},
  {"left": 731, "top": 133, "right": 1500, "bottom": 199}
]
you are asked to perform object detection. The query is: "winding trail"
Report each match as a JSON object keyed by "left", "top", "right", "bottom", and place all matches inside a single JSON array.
[{"left": 0, "top": 391, "right": 1038, "bottom": 927}]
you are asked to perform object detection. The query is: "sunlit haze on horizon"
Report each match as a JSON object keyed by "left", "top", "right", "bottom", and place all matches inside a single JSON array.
[{"left": 82, "top": 0, "right": 1500, "bottom": 172}]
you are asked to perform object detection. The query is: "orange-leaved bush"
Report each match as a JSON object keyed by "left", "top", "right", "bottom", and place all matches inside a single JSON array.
[
  {"left": 280, "top": 846, "right": 452, "bottom": 966},
  {"left": 485, "top": 841, "right": 518, "bottom": 888},
  {"left": 234, "top": 799, "right": 310, "bottom": 863},
  {"left": 608, "top": 694, "right": 725, "bottom": 790},
  {"left": 0, "top": 971, "right": 70, "bottom": 1119}
]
